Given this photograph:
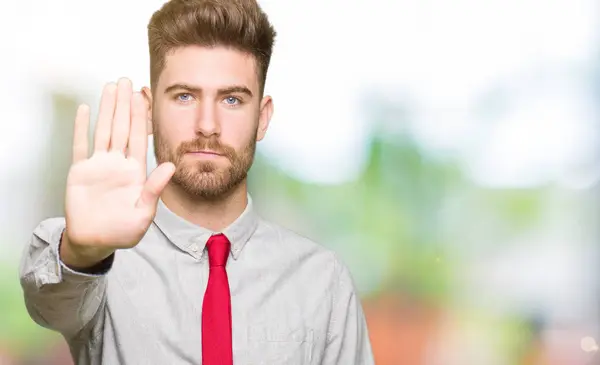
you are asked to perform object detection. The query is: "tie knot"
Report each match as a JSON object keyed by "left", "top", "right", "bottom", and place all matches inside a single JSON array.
[{"left": 206, "top": 234, "right": 230, "bottom": 267}]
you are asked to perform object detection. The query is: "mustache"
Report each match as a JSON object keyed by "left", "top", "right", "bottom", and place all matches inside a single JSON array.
[{"left": 175, "top": 137, "right": 236, "bottom": 160}]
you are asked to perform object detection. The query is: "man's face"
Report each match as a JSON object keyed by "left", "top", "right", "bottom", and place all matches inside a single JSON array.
[{"left": 147, "top": 46, "right": 272, "bottom": 200}]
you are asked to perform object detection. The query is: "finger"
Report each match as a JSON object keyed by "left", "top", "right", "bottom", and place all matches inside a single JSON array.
[
  {"left": 94, "top": 82, "right": 117, "bottom": 152},
  {"left": 128, "top": 92, "right": 148, "bottom": 169},
  {"left": 72, "top": 104, "right": 90, "bottom": 164},
  {"left": 137, "top": 162, "right": 176, "bottom": 210},
  {"left": 110, "top": 78, "right": 133, "bottom": 152}
]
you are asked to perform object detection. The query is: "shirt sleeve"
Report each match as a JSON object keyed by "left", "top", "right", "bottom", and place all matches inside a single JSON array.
[
  {"left": 18, "top": 217, "right": 113, "bottom": 340},
  {"left": 323, "top": 255, "right": 376, "bottom": 365}
]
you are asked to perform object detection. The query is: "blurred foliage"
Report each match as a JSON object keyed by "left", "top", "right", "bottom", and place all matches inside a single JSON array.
[{"left": 250, "top": 130, "right": 547, "bottom": 305}]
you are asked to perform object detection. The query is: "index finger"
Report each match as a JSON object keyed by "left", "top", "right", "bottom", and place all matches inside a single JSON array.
[{"left": 128, "top": 92, "right": 148, "bottom": 170}]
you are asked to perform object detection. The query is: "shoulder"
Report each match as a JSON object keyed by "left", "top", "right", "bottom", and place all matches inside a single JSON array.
[
  {"left": 255, "top": 218, "right": 333, "bottom": 255},
  {"left": 254, "top": 218, "right": 354, "bottom": 283}
]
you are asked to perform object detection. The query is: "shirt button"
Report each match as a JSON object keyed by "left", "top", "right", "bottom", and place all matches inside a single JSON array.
[{"left": 191, "top": 244, "right": 199, "bottom": 253}]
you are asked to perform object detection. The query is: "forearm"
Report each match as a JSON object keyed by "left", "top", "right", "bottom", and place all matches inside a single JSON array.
[{"left": 19, "top": 218, "right": 112, "bottom": 339}]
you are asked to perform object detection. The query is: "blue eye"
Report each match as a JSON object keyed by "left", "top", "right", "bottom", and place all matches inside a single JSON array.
[
  {"left": 224, "top": 96, "right": 240, "bottom": 105},
  {"left": 177, "top": 93, "right": 193, "bottom": 102}
]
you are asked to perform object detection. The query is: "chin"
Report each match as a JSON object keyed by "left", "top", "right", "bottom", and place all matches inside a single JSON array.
[
  {"left": 173, "top": 169, "right": 227, "bottom": 196},
  {"left": 184, "top": 182, "right": 237, "bottom": 201}
]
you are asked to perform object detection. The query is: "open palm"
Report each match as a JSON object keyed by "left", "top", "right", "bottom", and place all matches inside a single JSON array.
[{"left": 65, "top": 79, "right": 175, "bottom": 253}]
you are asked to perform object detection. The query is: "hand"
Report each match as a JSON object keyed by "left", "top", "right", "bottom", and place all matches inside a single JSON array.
[{"left": 61, "top": 78, "right": 175, "bottom": 268}]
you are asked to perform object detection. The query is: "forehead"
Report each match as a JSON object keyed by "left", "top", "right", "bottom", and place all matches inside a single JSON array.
[{"left": 159, "top": 45, "right": 259, "bottom": 92}]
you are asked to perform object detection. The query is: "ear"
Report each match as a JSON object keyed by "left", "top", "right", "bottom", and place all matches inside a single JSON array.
[
  {"left": 256, "top": 95, "right": 274, "bottom": 142},
  {"left": 141, "top": 86, "right": 153, "bottom": 135}
]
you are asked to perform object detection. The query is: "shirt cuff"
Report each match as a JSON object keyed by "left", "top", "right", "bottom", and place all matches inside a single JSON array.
[{"left": 56, "top": 230, "right": 115, "bottom": 278}]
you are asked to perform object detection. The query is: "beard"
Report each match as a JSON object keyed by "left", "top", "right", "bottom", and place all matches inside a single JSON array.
[{"left": 153, "top": 128, "right": 256, "bottom": 201}]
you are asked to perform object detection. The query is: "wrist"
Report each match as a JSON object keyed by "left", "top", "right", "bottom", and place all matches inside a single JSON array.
[{"left": 59, "top": 230, "right": 115, "bottom": 270}]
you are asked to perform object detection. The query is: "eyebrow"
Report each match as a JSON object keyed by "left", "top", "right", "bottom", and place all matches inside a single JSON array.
[{"left": 164, "top": 83, "right": 254, "bottom": 98}]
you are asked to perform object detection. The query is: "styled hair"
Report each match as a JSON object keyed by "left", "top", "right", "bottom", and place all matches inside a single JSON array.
[{"left": 147, "top": 0, "right": 276, "bottom": 94}]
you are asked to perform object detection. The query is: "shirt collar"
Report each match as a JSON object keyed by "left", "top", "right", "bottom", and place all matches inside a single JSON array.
[{"left": 153, "top": 195, "right": 259, "bottom": 260}]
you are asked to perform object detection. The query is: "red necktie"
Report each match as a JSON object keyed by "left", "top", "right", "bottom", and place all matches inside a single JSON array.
[{"left": 202, "top": 234, "right": 233, "bottom": 365}]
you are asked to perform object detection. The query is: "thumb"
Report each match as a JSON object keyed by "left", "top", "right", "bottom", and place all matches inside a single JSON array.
[{"left": 137, "top": 162, "right": 176, "bottom": 210}]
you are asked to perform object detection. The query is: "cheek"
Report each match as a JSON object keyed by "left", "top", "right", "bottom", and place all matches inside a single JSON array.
[
  {"left": 218, "top": 110, "right": 258, "bottom": 148},
  {"left": 157, "top": 104, "right": 196, "bottom": 141}
]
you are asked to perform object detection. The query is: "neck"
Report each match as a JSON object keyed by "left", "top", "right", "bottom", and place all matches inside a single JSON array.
[{"left": 160, "top": 181, "right": 249, "bottom": 232}]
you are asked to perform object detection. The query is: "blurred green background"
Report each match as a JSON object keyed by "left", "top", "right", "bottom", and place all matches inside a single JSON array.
[{"left": 2, "top": 0, "right": 600, "bottom": 364}]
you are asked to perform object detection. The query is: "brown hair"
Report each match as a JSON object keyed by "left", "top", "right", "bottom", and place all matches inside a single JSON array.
[{"left": 147, "top": 0, "right": 276, "bottom": 95}]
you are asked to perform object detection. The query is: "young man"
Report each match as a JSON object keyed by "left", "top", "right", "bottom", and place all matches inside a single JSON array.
[{"left": 19, "top": 0, "right": 375, "bottom": 364}]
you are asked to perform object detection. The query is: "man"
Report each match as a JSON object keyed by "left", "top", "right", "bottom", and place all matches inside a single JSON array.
[{"left": 19, "top": 0, "right": 375, "bottom": 364}]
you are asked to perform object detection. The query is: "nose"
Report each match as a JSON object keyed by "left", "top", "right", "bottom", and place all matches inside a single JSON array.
[{"left": 194, "top": 101, "right": 220, "bottom": 137}]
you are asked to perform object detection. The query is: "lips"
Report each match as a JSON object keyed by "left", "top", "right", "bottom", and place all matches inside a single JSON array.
[{"left": 188, "top": 150, "right": 222, "bottom": 156}]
